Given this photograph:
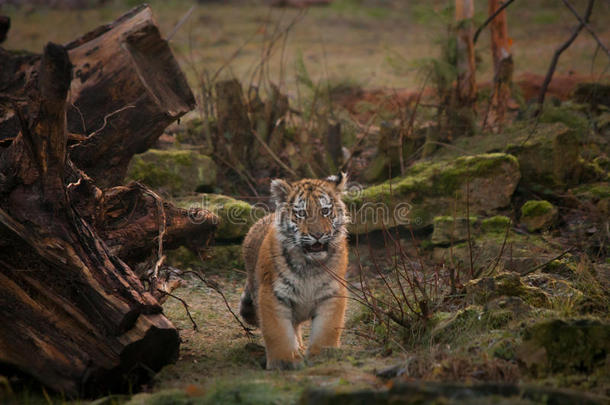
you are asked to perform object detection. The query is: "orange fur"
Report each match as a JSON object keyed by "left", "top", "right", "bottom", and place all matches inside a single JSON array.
[{"left": 240, "top": 176, "right": 349, "bottom": 370}]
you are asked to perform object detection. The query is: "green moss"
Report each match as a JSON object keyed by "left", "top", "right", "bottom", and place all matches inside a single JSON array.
[
  {"left": 521, "top": 200, "right": 554, "bottom": 217},
  {"left": 465, "top": 272, "right": 549, "bottom": 307},
  {"left": 491, "top": 338, "right": 517, "bottom": 361},
  {"left": 481, "top": 216, "right": 511, "bottom": 234},
  {"left": 175, "top": 194, "right": 265, "bottom": 241},
  {"left": 573, "top": 182, "right": 610, "bottom": 200},
  {"left": 430, "top": 306, "right": 483, "bottom": 344},
  {"left": 345, "top": 153, "right": 519, "bottom": 233},
  {"left": 539, "top": 104, "right": 589, "bottom": 134},
  {"left": 518, "top": 319, "right": 610, "bottom": 376},
  {"left": 127, "top": 149, "right": 217, "bottom": 196}
]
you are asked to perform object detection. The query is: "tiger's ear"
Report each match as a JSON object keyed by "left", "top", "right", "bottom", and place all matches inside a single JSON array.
[
  {"left": 270, "top": 178, "right": 292, "bottom": 205},
  {"left": 326, "top": 172, "right": 348, "bottom": 192}
]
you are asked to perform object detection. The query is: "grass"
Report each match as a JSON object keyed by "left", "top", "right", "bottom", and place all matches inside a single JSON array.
[{"left": 3, "top": 0, "right": 610, "bottom": 94}]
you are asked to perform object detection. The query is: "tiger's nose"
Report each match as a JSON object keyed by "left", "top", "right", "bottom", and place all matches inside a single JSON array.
[{"left": 311, "top": 232, "right": 324, "bottom": 241}]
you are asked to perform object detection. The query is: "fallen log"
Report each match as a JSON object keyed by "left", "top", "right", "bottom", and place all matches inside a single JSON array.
[
  {"left": 0, "top": 42, "right": 182, "bottom": 397},
  {"left": 0, "top": 5, "right": 196, "bottom": 188}
]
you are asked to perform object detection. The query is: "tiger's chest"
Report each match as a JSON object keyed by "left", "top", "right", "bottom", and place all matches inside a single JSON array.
[{"left": 272, "top": 267, "right": 338, "bottom": 323}]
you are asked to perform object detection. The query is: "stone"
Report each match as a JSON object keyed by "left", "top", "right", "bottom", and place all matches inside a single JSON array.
[
  {"left": 346, "top": 153, "right": 520, "bottom": 234},
  {"left": 127, "top": 149, "right": 217, "bottom": 196},
  {"left": 174, "top": 193, "right": 266, "bottom": 241},
  {"left": 431, "top": 216, "right": 477, "bottom": 245},
  {"left": 464, "top": 272, "right": 549, "bottom": 307},
  {"left": 433, "top": 122, "right": 585, "bottom": 189},
  {"left": 480, "top": 215, "right": 511, "bottom": 235},
  {"left": 517, "top": 319, "right": 610, "bottom": 376},
  {"left": 520, "top": 200, "right": 558, "bottom": 232}
]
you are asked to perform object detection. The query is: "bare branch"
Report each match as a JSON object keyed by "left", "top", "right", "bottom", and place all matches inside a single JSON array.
[
  {"left": 537, "top": 0, "right": 595, "bottom": 109},
  {"left": 473, "top": 0, "right": 516, "bottom": 44}
]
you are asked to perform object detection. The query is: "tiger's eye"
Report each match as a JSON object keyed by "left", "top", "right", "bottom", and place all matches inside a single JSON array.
[
  {"left": 294, "top": 208, "right": 306, "bottom": 219},
  {"left": 321, "top": 207, "right": 331, "bottom": 216}
]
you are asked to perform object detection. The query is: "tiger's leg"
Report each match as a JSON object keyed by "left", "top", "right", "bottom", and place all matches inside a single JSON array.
[
  {"left": 295, "top": 323, "right": 305, "bottom": 353},
  {"left": 259, "top": 285, "right": 302, "bottom": 370},
  {"left": 307, "top": 295, "right": 347, "bottom": 357}
]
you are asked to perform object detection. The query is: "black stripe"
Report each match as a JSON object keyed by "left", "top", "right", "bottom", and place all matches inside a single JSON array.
[
  {"left": 278, "top": 272, "right": 297, "bottom": 294},
  {"left": 316, "top": 293, "right": 336, "bottom": 305},
  {"left": 274, "top": 291, "right": 295, "bottom": 309}
]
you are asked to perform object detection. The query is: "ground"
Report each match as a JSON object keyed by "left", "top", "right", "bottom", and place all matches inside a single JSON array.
[
  {"left": 5, "top": 0, "right": 610, "bottom": 91},
  {"left": 2, "top": 1, "right": 610, "bottom": 403}
]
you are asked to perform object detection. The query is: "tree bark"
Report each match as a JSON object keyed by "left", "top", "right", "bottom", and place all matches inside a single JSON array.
[
  {"left": 455, "top": 0, "right": 476, "bottom": 107},
  {"left": 488, "top": 0, "right": 513, "bottom": 130},
  {"left": 0, "top": 5, "right": 196, "bottom": 188},
  {"left": 0, "top": 42, "right": 183, "bottom": 397}
]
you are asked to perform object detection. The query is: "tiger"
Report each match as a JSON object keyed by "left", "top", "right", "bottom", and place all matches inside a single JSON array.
[{"left": 239, "top": 173, "right": 349, "bottom": 370}]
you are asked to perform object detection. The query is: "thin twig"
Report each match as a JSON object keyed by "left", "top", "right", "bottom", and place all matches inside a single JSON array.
[
  {"left": 167, "top": 6, "right": 195, "bottom": 41},
  {"left": 473, "top": 0, "right": 516, "bottom": 44},
  {"left": 137, "top": 184, "right": 167, "bottom": 294},
  {"left": 521, "top": 248, "right": 573, "bottom": 277},
  {"left": 561, "top": 0, "right": 610, "bottom": 59},
  {"left": 157, "top": 289, "right": 198, "bottom": 330},
  {"left": 466, "top": 177, "right": 475, "bottom": 279},
  {"left": 92, "top": 105, "right": 135, "bottom": 135},
  {"left": 182, "top": 270, "right": 255, "bottom": 339},
  {"left": 536, "top": 0, "right": 595, "bottom": 109},
  {"left": 486, "top": 219, "right": 512, "bottom": 276},
  {"left": 251, "top": 128, "right": 298, "bottom": 176}
]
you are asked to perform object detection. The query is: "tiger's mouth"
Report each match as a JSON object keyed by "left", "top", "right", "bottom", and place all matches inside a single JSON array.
[{"left": 303, "top": 242, "right": 328, "bottom": 253}]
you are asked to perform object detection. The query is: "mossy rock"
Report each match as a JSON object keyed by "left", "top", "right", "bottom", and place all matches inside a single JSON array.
[
  {"left": 464, "top": 272, "right": 549, "bottom": 307},
  {"left": 175, "top": 194, "right": 266, "bottom": 241},
  {"left": 126, "top": 389, "right": 196, "bottom": 405},
  {"left": 539, "top": 103, "right": 589, "bottom": 135},
  {"left": 430, "top": 306, "right": 483, "bottom": 343},
  {"left": 481, "top": 215, "right": 511, "bottom": 235},
  {"left": 432, "top": 122, "right": 585, "bottom": 189},
  {"left": 346, "top": 153, "right": 520, "bottom": 234},
  {"left": 517, "top": 318, "right": 610, "bottom": 376},
  {"left": 542, "top": 257, "right": 578, "bottom": 280},
  {"left": 430, "top": 216, "right": 477, "bottom": 245},
  {"left": 127, "top": 149, "right": 217, "bottom": 196},
  {"left": 520, "top": 200, "right": 558, "bottom": 232},
  {"left": 523, "top": 273, "right": 583, "bottom": 302}
]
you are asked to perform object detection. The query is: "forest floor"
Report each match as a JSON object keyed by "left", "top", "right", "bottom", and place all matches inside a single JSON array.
[{"left": 2, "top": 1, "right": 610, "bottom": 404}]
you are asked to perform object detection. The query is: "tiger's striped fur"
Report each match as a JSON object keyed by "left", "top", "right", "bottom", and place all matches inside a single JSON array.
[{"left": 239, "top": 174, "right": 349, "bottom": 370}]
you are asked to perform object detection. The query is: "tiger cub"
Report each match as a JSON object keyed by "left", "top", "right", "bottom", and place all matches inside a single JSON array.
[{"left": 239, "top": 174, "right": 349, "bottom": 370}]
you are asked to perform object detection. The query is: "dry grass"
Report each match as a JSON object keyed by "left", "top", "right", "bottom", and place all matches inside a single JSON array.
[{"left": 4, "top": 0, "right": 610, "bottom": 93}]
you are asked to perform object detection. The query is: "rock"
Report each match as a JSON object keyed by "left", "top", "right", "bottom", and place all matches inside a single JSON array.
[
  {"left": 464, "top": 272, "right": 549, "bottom": 307},
  {"left": 175, "top": 193, "right": 266, "bottom": 241},
  {"left": 430, "top": 306, "right": 483, "bottom": 343},
  {"left": 572, "top": 182, "right": 610, "bottom": 215},
  {"left": 541, "top": 257, "right": 578, "bottom": 280},
  {"left": 126, "top": 389, "right": 194, "bottom": 405},
  {"left": 127, "top": 149, "right": 217, "bottom": 196},
  {"left": 520, "top": 200, "right": 558, "bottom": 232},
  {"left": 573, "top": 82, "right": 610, "bottom": 109},
  {"left": 434, "top": 122, "right": 585, "bottom": 189},
  {"left": 363, "top": 122, "right": 425, "bottom": 183},
  {"left": 484, "top": 296, "right": 532, "bottom": 317},
  {"left": 480, "top": 215, "right": 511, "bottom": 235},
  {"left": 522, "top": 273, "right": 583, "bottom": 302},
  {"left": 346, "top": 153, "right": 520, "bottom": 234},
  {"left": 517, "top": 319, "right": 610, "bottom": 376},
  {"left": 431, "top": 216, "right": 476, "bottom": 245},
  {"left": 299, "top": 381, "right": 610, "bottom": 405}
]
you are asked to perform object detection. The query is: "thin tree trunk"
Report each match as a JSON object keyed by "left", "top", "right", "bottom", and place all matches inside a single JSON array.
[
  {"left": 455, "top": 0, "right": 476, "bottom": 106},
  {"left": 488, "top": 0, "right": 513, "bottom": 130}
]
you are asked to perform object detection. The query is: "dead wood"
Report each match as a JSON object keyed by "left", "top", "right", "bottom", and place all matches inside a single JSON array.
[{"left": 0, "top": 42, "right": 180, "bottom": 397}]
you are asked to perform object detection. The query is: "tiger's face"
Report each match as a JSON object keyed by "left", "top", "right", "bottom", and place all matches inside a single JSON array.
[{"left": 271, "top": 173, "right": 348, "bottom": 262}]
